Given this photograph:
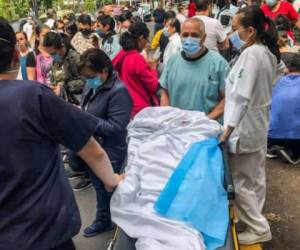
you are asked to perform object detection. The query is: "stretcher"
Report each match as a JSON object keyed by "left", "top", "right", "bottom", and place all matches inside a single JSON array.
[{"left": 107, "top": 143, "right": 261, "bottom": 250}]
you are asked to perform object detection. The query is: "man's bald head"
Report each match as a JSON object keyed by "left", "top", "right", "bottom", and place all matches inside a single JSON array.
[
  {"left": 182, "top": 18, "right": 206, "bottom": 35},
  {"left": 181, "top": 17, "right": 206, "bottom": 43}
]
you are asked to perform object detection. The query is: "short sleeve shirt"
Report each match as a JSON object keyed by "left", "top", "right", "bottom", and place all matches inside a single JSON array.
[
  {"left": 160, "top": 50, "right": 229, "bottom": 114},
  {"left": 0, "top": 80, "right": 98, "bottom": 250},
  {"left": 195, "top": 15, "right": 227, "bottom": 51},
  {"left": 261, "top": 1, "right": 299, "bottom": 22}
]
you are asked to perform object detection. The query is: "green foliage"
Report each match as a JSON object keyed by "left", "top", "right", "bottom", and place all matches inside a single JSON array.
[{"left": 84, "top": 0, "right": 96, "bottom": 12}]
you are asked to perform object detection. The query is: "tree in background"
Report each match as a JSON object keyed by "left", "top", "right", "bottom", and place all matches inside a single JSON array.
[{"left": 84, "top": 0, "right": 96, "bottom": 12}]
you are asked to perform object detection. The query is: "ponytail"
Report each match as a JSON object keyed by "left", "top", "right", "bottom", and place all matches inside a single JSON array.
[
  {"left": 238, "top": 6, "right": 281, "bottom": 63},
  {"left": 261, "top": 16, "right": 281, "bottom": 63}
]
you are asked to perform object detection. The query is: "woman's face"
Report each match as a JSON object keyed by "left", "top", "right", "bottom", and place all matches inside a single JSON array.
[
  {"left": 81, "top": 67, "right": 108, "bottom": 83},
  {"left": 232, "top": 14, "right": 256, "bottom": 44},
  {"left": 165, "top": 21, "right": 176, "bottom": 35},
  {"left": 16, "top": 33, "right": 27, "bottom": 49},
  {"left": 138, "top": 36, "right": 148, "bottom": 51},
  {"left": 39, "top": 27, "right": 51, "bottom": 44}
]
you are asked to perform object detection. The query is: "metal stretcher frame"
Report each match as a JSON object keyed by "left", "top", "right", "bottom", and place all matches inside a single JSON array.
[{"left": 107, "top": 143, "right": 240, "bottom": 250}]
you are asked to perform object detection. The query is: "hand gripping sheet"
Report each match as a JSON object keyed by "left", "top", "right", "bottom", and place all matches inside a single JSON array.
[{"left": 155, "top": 138, "right": 229, "bottom": 250}]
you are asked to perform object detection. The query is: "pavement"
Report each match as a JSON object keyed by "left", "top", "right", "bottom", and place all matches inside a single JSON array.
[{"left": 73, "top": 158, "right": 300, "bottom": 250}]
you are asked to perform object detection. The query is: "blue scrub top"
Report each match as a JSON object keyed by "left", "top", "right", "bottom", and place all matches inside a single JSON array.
[{"left": 0, "top": 80, "right": 98, "bottom": 250}]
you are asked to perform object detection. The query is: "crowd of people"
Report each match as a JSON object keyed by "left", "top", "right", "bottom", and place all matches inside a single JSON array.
[{"left": 0, "top": 0, "right": 300, "bottom": 249}]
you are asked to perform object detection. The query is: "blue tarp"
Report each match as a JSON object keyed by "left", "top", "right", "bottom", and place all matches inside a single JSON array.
[{"left": 154, "top": 138, "right": 229, "bottom": 250}]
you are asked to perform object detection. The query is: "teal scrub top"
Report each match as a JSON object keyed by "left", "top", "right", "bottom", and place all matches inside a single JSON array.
[{"left": 160, "top": 50, "right": 229, "bottom": 115}]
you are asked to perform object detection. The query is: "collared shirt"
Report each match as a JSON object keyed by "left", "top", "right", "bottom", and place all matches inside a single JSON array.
[
  {"left": 0, "top": 80, "right": 98, "bottom": 250},
  {"left": 160, "top": 50, "right": 229, "bottom": 114}
]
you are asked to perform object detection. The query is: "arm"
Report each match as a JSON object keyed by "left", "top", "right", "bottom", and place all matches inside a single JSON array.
[
  {"left": 78, "top": 137, "right": 121, "bottom": 191},
  {"left": 26, "top": 67, "right": 36, "bottom": 80},
  {"left": 160, "top": 88, "right": 170, "bottom": 106},
  {"left": 295, "top": 19, "right": 300, "bottom": 30},
  {"left": 94, "top": 87, "right": 132, "bottom": 137},
  {"left": 216, "top": 21, "right": 229, "bottom": 50},
  {"left": 218, "top": 36, "right": 230, "bottom": 51},
  {"left": 151, "top": 29, "right": 163, "bottom": 50},
  {"left": 208, "top": 91, "right": 225, "bottom": 120}
]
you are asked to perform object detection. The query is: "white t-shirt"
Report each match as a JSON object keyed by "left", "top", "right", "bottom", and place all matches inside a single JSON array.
[
  {"left": 224, "top": 44, "right": 277, "bottom": 153},
  {"left": 45, "top": 19, "right": 55, "bottom": 29},
  {"left": 23, "top": 22, "right": 33, "bottom": 40},
  {"left": 195, "top": 15, "right": 227, "bottom": 52},
  {"left": 163, "top": 32, "right": 182, "bottom": 65},
  {"left": 176, "top": 13, "right": 186, "bottom": 24}
]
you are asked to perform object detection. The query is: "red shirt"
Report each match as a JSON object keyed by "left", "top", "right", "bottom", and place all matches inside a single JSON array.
[
  {"left": 261, "top": 1, "right": 299, "bottom": 23},
  {"left": 188, "top": 2, "right": 197, "bottom": 17},
  {"left": 112, "top": 50, "right": 159, "bottom": 117}
]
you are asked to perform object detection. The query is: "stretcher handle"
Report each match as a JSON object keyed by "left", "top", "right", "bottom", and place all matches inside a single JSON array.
[{"left": 220, "top": 142, "right": 235, "bottom": 201}]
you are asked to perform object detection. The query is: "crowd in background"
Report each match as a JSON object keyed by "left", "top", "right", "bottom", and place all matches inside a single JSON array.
[{"left": 0, "top": 0, "right": 300, "bottom": 248}]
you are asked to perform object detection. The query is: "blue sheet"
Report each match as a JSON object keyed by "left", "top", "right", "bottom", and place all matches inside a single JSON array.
[{"left": 154, "top": 138, "right": 229, "bottom": 250}]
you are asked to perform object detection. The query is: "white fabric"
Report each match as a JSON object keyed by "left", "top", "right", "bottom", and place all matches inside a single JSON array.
[
  {"left": 176, "top": 13, "right": 186, "bottom": 24},
  {"left": 229, "top": 148, "right": 270, "bottom": 237},
  {"left": 111, "top": 107, "right": 224, "bottom": 250},
  {"left": 195, "top": 15, "right": 227, "bottom": 51},
  {"left": 23, "top": 23, "right": 33, "bottom": 40},
  {"left": 163, "top": 33, "right": 182, "bottom": 65},
  {"left": 45, "top": 19, "right": 55, "bottom": 29},
  {"left": 224, "top": 44, "right": 277, "bottom": 153}
]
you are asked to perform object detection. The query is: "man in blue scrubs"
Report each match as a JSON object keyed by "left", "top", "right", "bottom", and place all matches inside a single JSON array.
[
  {"left": 0, "top": 17, "right": 120, "bottom": 250},
  {"left": 160, "top": 18, "right": 229, "bottom": 121}
]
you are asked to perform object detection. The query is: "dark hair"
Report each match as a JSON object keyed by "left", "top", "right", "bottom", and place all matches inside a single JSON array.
[
  {"left": 274, "top": 14, "right": 292, "bottom": 32},
  {"left": 16, "top": 31, "right": 28, "bottom": 41},
  {"left": 78, "top": 48, "right": 113, "bottom": 77},
  {"left": 281, "top": 52, "right": 300, "bottom": 72},
  {"left": 54, "top": 20, "right": 64, "bottom": 30},
  {"left": 47, "top": 9, "right": 56, "bottom": 19},
  {"left": 43, "top": 32, "right": 71, "bottom": 50},
  {"left": 195, "top": 0, "right": 212, "bottom": 11},
  {"left": 131, "top": 16, "right": 143, "bottom": 23},
  {"left": 78, "top": 14, "right": 92, "bottom": 25},
  {"left": 34, "top": 24, "right": 50, "bottom": 53},
  {"left": 119, "top": 10, "right": 133, "bottom": 23},
  {"left": 167, "top": 18, "right": 181, "bottom": 33},
  {"left": 0, "top": 17, "right": 16, "bottom": 73},
  {"left": 120, "top": 22, "right": 149, "bottom": 51},
  {"left": 237, "top": 6, "right": 281, "bottom": 62},
  {"left": 65, "top": 21, "right": 78, "bottom": 38},
  {"left": 164, "top": 10, "right": 176, "bottom": 21},
  {"left": 97, "top": 14, "right": 115, "bottom": 31}
]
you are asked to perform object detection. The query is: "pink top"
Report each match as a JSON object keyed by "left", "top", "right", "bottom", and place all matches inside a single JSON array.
[
  {"left": 113, "top": 50, "right": 159, "bottom": 117},
  {"left": 36, "top": 53, "right": 53, "bottom": 85}
]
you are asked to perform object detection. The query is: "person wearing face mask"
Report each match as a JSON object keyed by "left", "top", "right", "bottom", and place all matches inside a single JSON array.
[
  {"left": 68, "top": 48, "right": 132, "bottom": 237},
  {"left": 43, "top": 32, "right": 85, "bottom": 104},
  {"left": 162, "top": 18, "right": 182, "bottom": 66},
  {"left": 261, "top": 0, "right": 300, "bottom": 31},
  {"left": 220, "top": 6, "right": 281, "bottom": 245},
  {"left": 160, "top": 18, "right": 229, "bottom": 122},
  {"left": 112, "top": 22, "right": 159, "bottom": 117},
  {"left": 97, "top": 14, "right": 121, "bottom": 60},
  {"left": 54, "top": 20, "right": 65, "bottom": 33},
  {"left": 71, "top": 14, "right": 101, "bottom": 55}
]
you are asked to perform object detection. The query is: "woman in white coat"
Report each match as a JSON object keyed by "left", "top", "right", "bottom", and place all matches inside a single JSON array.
[{"left": 220, "top": 6, "right": 281, "bottom": 245}]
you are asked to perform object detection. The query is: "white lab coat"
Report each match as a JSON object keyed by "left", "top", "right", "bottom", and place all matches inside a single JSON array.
[
  {"left": 224, "top": 44, "right": 277, "bottom": 154},
  {"left": 163, "top": 33, "right": 182, "bottom": 65},
  {"left": 224, "top": 44, "right": 277, "bottom": 240}
]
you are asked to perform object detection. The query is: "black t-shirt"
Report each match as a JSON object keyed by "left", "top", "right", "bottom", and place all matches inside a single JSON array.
[
  {"left": 26, "top": 51, "right": 36, "bottom": 68},
  {"left": 153, "top": 9, "right": 165, "bottom": 24},
  {"left": 0, "top": 80, "right": 98, "bottom": 250}
]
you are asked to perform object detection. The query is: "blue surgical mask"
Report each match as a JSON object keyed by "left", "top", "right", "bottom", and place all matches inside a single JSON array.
[
  {"left": 51, "top": 53, "right": 62, "bottom": 62},
  {"left": 163, "top": 27, "right": 170, "bottom": 37},
  {"left": 266, "top": 0, "right": 277, "bottom": 7},
  {"left": 86, "top": 77, "right": 103, "bottom": 89},
  {"left": 229, "top": 31, "right": 246, "bottom": 51},
  {"left": 182, "top": 37, "right": 202, "bottom": 56}
]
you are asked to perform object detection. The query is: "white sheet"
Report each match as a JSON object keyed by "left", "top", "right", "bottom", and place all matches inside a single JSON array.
[{"left": 111, "top": 107, "right": 224, "bottom": 250}]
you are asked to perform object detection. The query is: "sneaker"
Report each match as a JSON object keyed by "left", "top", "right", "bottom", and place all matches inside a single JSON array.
[
  {"left": 73, "top": 178, "right": 92, "bottom": 192},
  {"left": 238, "top": 230, "right": 272, "bottom": 245},
  {"left": 278, "top": 149, "right": 300, "bottom": 165},
  {"left": 83, "top": 221, "right": 114, "bottom": 237},
  {"left": 266, "top": 147, "right": 278, "bottom": 159}
]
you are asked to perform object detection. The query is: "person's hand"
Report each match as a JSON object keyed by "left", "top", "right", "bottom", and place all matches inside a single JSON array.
[
  {"left": 219, "top": 126, "right": 234, "bottom": 143},
  {"left": 219, "top": 133, "right": 229, "bottom": 143},
  {"left": 147, "top": 59, "right": 159, "bottom": 70},
  {"left": 51, "top": 85, "right": 61, "bottom": 96},
  {"left": 105, "top": 173, "right": 125, "bottom": 192}
]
